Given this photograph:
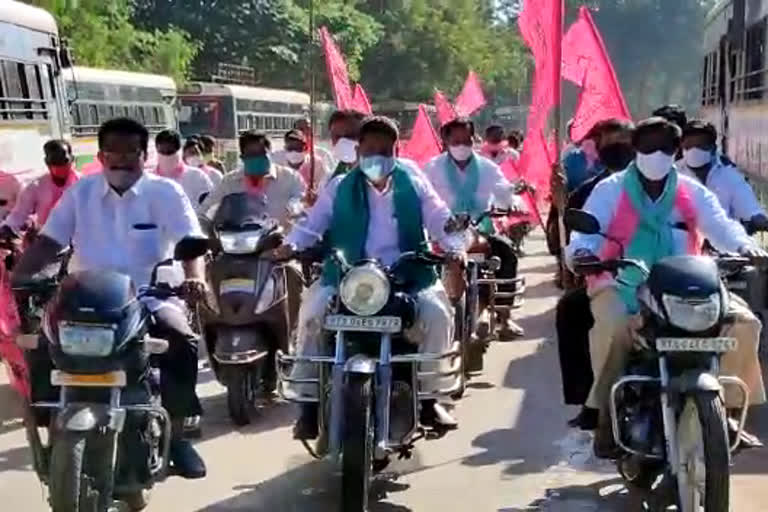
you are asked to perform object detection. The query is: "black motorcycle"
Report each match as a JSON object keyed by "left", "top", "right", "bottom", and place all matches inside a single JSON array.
[
  {"left": 16, "top": 237, "right": 210, "bottom": 512},
  {"left": 203, "top": 192, "right": 295, "bottom": 425},
  {"left": 567, "top": 209, "right": 751, "bottom": 512}
]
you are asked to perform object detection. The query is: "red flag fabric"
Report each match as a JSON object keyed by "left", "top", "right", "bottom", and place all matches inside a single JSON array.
[
  {"left": 400, "top": 104, "right": 441, "bottom": 169},
  {"left": 518, "top": 0, "right": 563, "bottom": 135},
  {"left": 351, "top": 83, "right": 373, "bottom": 115},
  {"left": 434, "top": 90, "right": 457, "bottom": 126},
  {"left": 319, "top": 26, "right": 353, "bottom": 110},
  {"left": 454, "top": 71, "right": 487, "bottom": 117},
  {"left": 562, "top": 7, "right": 631, "bottom": 141},
  {"left": 0, "top": 262, "right": 29, "bottom": 399}
]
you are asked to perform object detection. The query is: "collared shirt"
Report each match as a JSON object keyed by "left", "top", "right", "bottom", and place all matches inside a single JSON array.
[
  {"left": 679, "top": 156, "right": 765, "bottom": 222},
  {"left": 199, "top": 163, "right": 306, "bottom": 228},
  {"left": 293, "top": 156, "right": 331, "bottom": 190},
  {"left": 2, "top": 172, "right": 80, "bottom": 233},
  {"left": 422, "top": 152, "right": 521, "bottom": 212},
  {"left": 158, "top": 165, "right": 213, "bottom": 208},
  {"left": 479, "top": 146, "right": 520, "bottom": 166},
  {"left": 286, "top": 171, "right": 463, "bottom": 264},
  {"left": 566, "top": 170, "right": 753, "bottom": 268},
  {"left": 42, "top": 173, "right": 203, "bottom": 290}
]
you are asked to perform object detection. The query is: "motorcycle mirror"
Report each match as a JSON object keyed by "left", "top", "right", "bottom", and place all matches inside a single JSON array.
[
  {"left": 174, "top": 236, "right": 212, "bottom": 261},
  {"left": 564, "top": 209, "right": 601, "bottom": 235}
]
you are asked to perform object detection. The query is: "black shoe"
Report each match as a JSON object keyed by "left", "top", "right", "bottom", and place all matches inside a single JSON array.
[
  {"left": 567, "top": 406, "right": 599, "bottom": 430},
  {"left": 169, "top": 439, "right": 206, "bottom": 479},
  {"left": 293, "top": 403, "right": 319, "bottom": 440},
  {"left": 593, "top": 413, "right": 620, "bottom": 460}
]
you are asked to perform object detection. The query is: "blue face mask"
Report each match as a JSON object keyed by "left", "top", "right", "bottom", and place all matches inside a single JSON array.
[
  {"left": 359, "top": 155, "right": 395, "bottom": 182},
  {"left": 243, "top": 155, "right": 271, "bottom": 177}
]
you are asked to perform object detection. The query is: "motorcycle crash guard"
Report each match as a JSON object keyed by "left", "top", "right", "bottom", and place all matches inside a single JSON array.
[
  {"left": 667, "top": 370, "right": 723, "bottom": 396},
  {"left": 213, "top": 326, "right": 271, "bottom": 364},
  {"left": 55, "top": 403, "right": 126, "bottom": 433}
]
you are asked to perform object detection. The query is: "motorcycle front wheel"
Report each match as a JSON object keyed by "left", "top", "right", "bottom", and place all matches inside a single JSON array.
[
  {"left": 675, "top": 393, "right": 730, "bottom": 512},
  {"left": 50, "top": 431, "right": 114, "bottom": 512},
  {"left": 341, "top": 373, "right": 373, "bottom": 512},
  {"left": 225, "top": 365, "right": 259, "bottom": 426}
]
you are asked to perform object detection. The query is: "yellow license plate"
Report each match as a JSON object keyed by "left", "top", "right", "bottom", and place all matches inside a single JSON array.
[{"left": 51, "top": 370, "right": 127, "bottom": 387}]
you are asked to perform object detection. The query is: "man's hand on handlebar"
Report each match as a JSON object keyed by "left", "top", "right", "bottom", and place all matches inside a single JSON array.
[
  {"left": 179, "top": 278, "right": 208, "bottom": 304},
  {"left": 443, "top": 251, "right": 467, "bottom": 300},
  {"left": 738, "top": 245, "right": 768, "bottom": 267}
]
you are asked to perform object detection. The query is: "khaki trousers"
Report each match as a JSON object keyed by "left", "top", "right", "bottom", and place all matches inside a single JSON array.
[{"left": 586, "top": 287, "right": 766, "bottom": 411}]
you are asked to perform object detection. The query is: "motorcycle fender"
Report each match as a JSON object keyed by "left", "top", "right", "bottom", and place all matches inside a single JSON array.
[
  {"left": 668, "top": 370, "right": 722, "bottom": 395},
  {"left": 213, "top": 326, "right": 270, "bottom": 364},
  {"left": 55, "top": 404, "right": 125, "bottom": 433},
  {"left": 344, "top": 354, "right": 377, "bottom": 375}
]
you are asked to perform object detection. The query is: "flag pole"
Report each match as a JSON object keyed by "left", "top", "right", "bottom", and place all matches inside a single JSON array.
[
  {"left": 553, "top": 0, "right": 569, "bottom": 286},
  {"left": 308, "top": 0, "right": 317, "bottom": 192}
]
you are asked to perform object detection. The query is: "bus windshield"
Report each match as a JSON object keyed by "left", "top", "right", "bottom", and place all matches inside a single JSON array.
[{"left": 179, "top": 96, "right": 235, "bottom": 139}]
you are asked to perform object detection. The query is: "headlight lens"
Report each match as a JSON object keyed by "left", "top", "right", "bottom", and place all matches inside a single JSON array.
[
  {"left": 219, "top": 230, "right": 262, "bottom": 254},
  {"left": 662, "top": 293, "right": 721, "bottom": 332},
  {"left": 340, "top": 264, "right": 390, "bottom": 316},
  {"left": 58, "top": 322, "right": 116, "bottom": 357}
]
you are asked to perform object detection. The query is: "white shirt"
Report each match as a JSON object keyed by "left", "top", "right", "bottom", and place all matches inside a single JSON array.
[
  {"left": 165, "top": 165, "right": 214, "bottom": 208},
  {"left": 566, "top": 170, "right": 753, "bottom": 269},
  {"left": 42, "top": 173, "right": 203, "bottom": 291},
  {"left": 679, "top": 157, "right": 765, "bottom": 222},
  {"left": 423, "top": 152, "right": 522, "bottom": 212}
]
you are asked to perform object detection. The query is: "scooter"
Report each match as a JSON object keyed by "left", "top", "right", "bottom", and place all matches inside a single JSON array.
[
  {"left": 567, "top": 209, "right": 750, "bottom": 512},
  {"left": 16, "top": 237, "right": 210, "bottom": 512},
  {"left": 276, "top": 250, "right": 462, "bottom": 512},
  {"left": 203, "top": 192, "right": 294, "bottom": 425}
]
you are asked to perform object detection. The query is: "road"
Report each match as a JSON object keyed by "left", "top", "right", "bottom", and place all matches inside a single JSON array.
[{"left": 1, "top": 232, "right": 766, "bottom": 511}]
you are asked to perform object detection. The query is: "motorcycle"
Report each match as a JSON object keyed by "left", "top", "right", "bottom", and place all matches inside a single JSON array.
[
  {"left": 276, "top": 250, "right": 462, "bottom": 511},
  {"left": 203, "top": 192, "right": 295, "bottom": 425},
  {"left": 16, "top": 236, "right": 210, "bottom": 512},
  {"left": 566, "top": 209, "right": 751, "bottom": 512}
]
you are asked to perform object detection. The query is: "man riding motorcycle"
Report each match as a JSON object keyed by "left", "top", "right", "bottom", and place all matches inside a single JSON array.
[
  {"left": 679, "top": 120, "right": 768, "bottom": 230},
  {"left": 272, "top": 116, "right": 466, "bottom": 438},
  {"left": 424, "top": 117, "right": 525, "bottom": 339},
  {"left": 12, "top": 117, "right": 209, "bottom": 479},
  {"left": 566, "top": 117, "right": 767, "bottom": 457}
]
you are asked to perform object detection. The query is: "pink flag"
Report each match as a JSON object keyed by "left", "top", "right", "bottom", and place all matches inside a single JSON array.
[
  {"left": 434, "top": 90, "right": 457, "bottom": 126},
  {"left": 351, "top": 83, "right": 373, "bottom": 115},
  {"left": 518, "top": 0, "right": 563, "bottom": 135},
  {"left": 455, "top": 71, "right": 487, "bottom": 117},
  {"left": 562, "top": 7, "right": 631, "bottom": 141},
  {"left": 0, "top": 263, "right": 29, "bottom": 399},
  {"left": 401, "top": 104, "right": 441, "bottom": 169},
  {"left": 319, "top": 26, "right": 353, "bottom": 110}
]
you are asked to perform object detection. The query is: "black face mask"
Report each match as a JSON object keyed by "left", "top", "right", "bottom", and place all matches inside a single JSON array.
[{"left": 598, "top": 143, "right": 635, "bottom": 171}]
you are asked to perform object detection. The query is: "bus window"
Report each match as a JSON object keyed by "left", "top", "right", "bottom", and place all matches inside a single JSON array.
[
  {"left": 266, "top": 116, "right": 274, "bottom": 131},
  {"left": 45, "top": 64, "right": 56, "bottom": 100},
  {"left": 152, "top": 106, "right": 160, "bottom": 125},
  {"left": 178, "top": 96, "right": 235, "bottom": 139},
  {"left": 255, "top": 116, "right": 265, "bottom": 130},
  {"left": 97, "top": 104, "right": 109, "bottom": 121},
  {"left": 89, "top": 104, "right": 98, "bottom": 125}
]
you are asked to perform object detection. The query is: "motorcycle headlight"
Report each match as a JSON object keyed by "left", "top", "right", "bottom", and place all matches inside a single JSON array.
[
  {"left": 661, "top": 293, "right": 721, "bottom": 332},
  {"left": 219, "top": 230, "right": 262, "bottom": 254},
  {"left": 340, "top": 264, "right": 390, "bottom": 316},
  {"left": 58, "top": 322, "right": 116, "bottom": 357}
]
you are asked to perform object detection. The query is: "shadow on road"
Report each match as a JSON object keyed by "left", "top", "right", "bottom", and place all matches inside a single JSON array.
[
  {"left": 0, "top": 445, "right": 31, "bottom": 474},
  {"left": 500, "top": 477, "right": 646, "bottom": 511},
  {"left": 0, "top": 383, "right": 24, "bottom": 434}
]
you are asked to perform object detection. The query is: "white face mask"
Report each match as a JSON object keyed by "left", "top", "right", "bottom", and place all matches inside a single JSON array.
[
  {"left": 635, "top": 151, "right": 675, "bottom": 181},
  {"left": 683, "top": 147, "right": 713, "bottom": 169},
  {"left": 285, "top": 151, "right": 306, "bottom": 166},
  {"left": 157, "top": 152, "right": 181, "bottom": 172},
  {"left": 185, "top": 155, "right": 204, "bottom": 168},
  {"left": 448, "top": 145, "right": 473, "bottom": 162},
  {"left": 333, "top": 137, "right": 358, "bottom": 164}
]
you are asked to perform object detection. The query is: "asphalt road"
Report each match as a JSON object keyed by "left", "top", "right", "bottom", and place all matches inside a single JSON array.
[{"left": 1, "top": 232, "right": 766, "bottom": 511}]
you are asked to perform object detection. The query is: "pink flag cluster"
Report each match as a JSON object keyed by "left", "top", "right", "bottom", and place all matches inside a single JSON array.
[
  {"left": 400, "top": 104, "right": 441, "bottom": 168},
  {"left": 319, "top": 26, "right": 372, "bottom": 115},
  {"left": 0, "top": 262, "right": 29, "bottom": 399}
]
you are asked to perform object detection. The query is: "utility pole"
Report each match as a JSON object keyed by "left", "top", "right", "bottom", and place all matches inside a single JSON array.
[{"left": 308, "top": 0, "right": 317, "bottom": 191}]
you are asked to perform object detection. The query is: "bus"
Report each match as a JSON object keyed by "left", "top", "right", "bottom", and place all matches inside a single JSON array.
[
  {"left": 178, "top": 82, "right": 311, "bottom": 170},
  {"left": 373, "top": 100, "right": 438, "bottom": 139},
  {"left": 64, "top": 66, "right": 177, "bottom": 170},
  {"left": 0, "top": 1, "right": 71, "bottom": 185}
]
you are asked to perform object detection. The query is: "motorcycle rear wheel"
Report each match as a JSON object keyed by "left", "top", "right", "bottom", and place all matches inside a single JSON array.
[
  {"left": 225, "top": 366, "right": 258, "bottom": 426},
  {"left": 341, "top": 373, "right": 373, "bottom": 512},
  {"left": 676, "top": 393, "right": 730, "bottom": 512}
]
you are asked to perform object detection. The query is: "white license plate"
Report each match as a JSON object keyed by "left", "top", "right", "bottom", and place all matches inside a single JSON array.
[
  {"left": 220, "top": 278, "right": 256, "bottom": 295},
  {"left": 728, "top": 280, "right": 748, "bottom": 290},
  {"left": 324, "top": 315, "right": 402, "bottom": 333},
  {"left": 468, "top": 253, "right": 486, "bottom": 262},
  {"left": 51, "top": 370, "right": 127, "bottom": 387},
  {"left": 656, "top": 337, "right": 738, "bottom": 353}
]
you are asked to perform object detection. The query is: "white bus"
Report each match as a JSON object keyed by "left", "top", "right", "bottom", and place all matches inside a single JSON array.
[
  {"left": 64, "top": 67, "right": 177, "bottom": 171},
  {"left": 0, "top": 1, "right": 71, "bottom": 185},
  {"left": 178, "top": 82, "right": 310, "bottom": 169}
]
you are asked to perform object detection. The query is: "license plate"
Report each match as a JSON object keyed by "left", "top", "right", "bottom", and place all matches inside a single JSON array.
[
  {"left": 51, "top": 370, "right": 127, "bottom": 387},
  {"left": 220, "top": 278, "right": 256, "bottom": 295},
  {"left": 727, "top": 280, "right": 748, "bottom": 290},
  {"left": 468, "top": 253, "right": 486, "bottom": 262},
  {"left": 656, "top": 337, "right": 738, "bottom": 353},
  {"left": 324, "top": 315, "right": 402, "bottom": 333}
]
